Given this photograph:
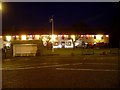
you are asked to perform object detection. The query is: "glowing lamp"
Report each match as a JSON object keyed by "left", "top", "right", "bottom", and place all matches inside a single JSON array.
[
  {"left": 85, "top": 42, "right": 88, "bottom": 44},
  {"left": 92, "top": 35, "right": 94, "bottom": 37},
  {"left": 64, "top": 35, "right": 66, "bottom": 37},
  {"left": 0, "top": 36, "right": 2, "bottom": 38},
  {"left": 81, "top": 35, "right": 83, "bottom": 37},
  {"left": 106, "top": 35, "right": 109, "bottom": 37},
  {"left": 94, "top": 42, "right": 96, "bottom": 44},
  {"left": 86, "top": 35, "right": 89, "bottom": 37},
  {"left": 16, "top": 35, "right": 19, "bottom": 38}
]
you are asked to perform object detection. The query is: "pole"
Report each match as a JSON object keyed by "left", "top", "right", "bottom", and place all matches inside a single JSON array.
[
  {"left": 52, "top": 16, "right": 54, "bottom": 37},
  {"left": 51, "top": 16, "right": 54, "bottom": 52}
]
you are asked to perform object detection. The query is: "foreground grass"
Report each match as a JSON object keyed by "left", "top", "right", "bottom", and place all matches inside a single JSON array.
[{"left": 2, "top": 48, "right": 120, "bottom": 60}]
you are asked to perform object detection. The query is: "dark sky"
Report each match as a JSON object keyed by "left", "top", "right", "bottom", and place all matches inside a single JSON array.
[{"left": 2, "top": 2, "right": 120, "bottom": 35}]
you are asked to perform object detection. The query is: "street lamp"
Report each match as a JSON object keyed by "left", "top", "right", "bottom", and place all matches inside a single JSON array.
[{"left": 50, "top": 16, "right": 54, "bottom": 52}]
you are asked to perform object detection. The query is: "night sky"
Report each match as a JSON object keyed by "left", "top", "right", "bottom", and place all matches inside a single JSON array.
[{"left": 2, "top": 2, "right": 120, "bottom": 47}]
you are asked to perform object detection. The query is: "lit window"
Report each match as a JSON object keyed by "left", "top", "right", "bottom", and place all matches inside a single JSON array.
[
  {"left": 64, "top": 35, "right": 66, "bottom": 37},
  {"left": 94, "top": 42, "right": 96, "bottom": 44},
  {"left": 66, "top": 35, "right": 68, "bottom": 38},
  {"left": 35, "top": 35, "right": 40, "bottom": 40},
  {"left": 16, "top": 35, "right": 19, "bottom": 38},
  {"left": 86, "top": 35, "right": 90, "bottom": 38},
  {"left": 27, "top": 35, "right": 33, "bottom": 40},
  {"left": 71, "top": 35, "right": 75, "bottom": 41},
  {"left": 106, "top": 35, "right": 109, "bottom": 37},
  {"left": 21, "top": 35, "right": 26, "bottom": 40},
  {"left": 92, "top": 35, "right": 94, "bottom": 37},
  {"left": 58, "top": 35, "right": 61, "bottom": 37},
  {"left": 30, "top": 35, "right": 32, "bottom": 38},
  {"left": 81, "top": 35, "right": 83, "bottom": 37},
  {"left": 85, "top": 42, "right": 88, "bottom": 44},
  {"left": 96, "top": 35, "right": 103, "bottom": 40},
  {"left": 6, "top": 36, "right": 11, "bottom": 41}
]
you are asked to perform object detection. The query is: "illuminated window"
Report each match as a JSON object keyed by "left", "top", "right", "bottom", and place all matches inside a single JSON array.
[
  {"left": 92, "top": 35, "right": 94, "bottom": 37},
  {"left": 58, "top": 35, "right": 61, "bottom": 37},
  {"left": 96, "top": 35, "right": 103, "bottom": 40},
  {"left": 27, "top": 35, "right": 33, "bottom": 40},
  {"left": 71, "top": 35, "right": 75, "bottom": 41},
  {"left": 35, "top": 35, "right": 40, "bottom": 40},
  {"left": 94, "top": 42, "right": 96, "bottom": 44},
  {"left": 81, "top": 35, "right": 83, "bottom": 37},
  {"left": 106, "top": 35, "right": 109, "bottom": 37},
  {"left": 21, "top": 35, "right": 26, "bottom": 40},
  {"left": 85, "top": 42, "right": 88, "bottom": 44},
  {"left": 64, "top": 35, "right": 66, "bottom": 37},
  {"left": 86, "top": 35, "right": 90, "bottom": 38},
  {"left": 6, "top": 36, "right": 11, "bottom": 41},
  {"left": 12, "top": 36, "right": 16, "bottom": 40},
  {"left": 16, "top": 35, "right": 19, "bottom": 40}
]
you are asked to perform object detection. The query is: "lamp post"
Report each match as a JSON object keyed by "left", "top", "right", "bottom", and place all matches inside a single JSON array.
[
  {"left": 51, "top": 16, "right": 54, "bottom": 38},
  {"left": 50, "top": 16, "right": 54, "bottom": 52}
]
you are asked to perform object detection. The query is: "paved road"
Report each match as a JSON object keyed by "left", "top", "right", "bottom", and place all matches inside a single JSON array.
[{"left": 2, "top": 55, "right": 120, "bottom": 88}]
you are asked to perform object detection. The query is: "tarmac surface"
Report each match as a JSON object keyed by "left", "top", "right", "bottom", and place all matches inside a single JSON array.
[{"left": 2, "top": 55, "right": 120, "bottom": 88}]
